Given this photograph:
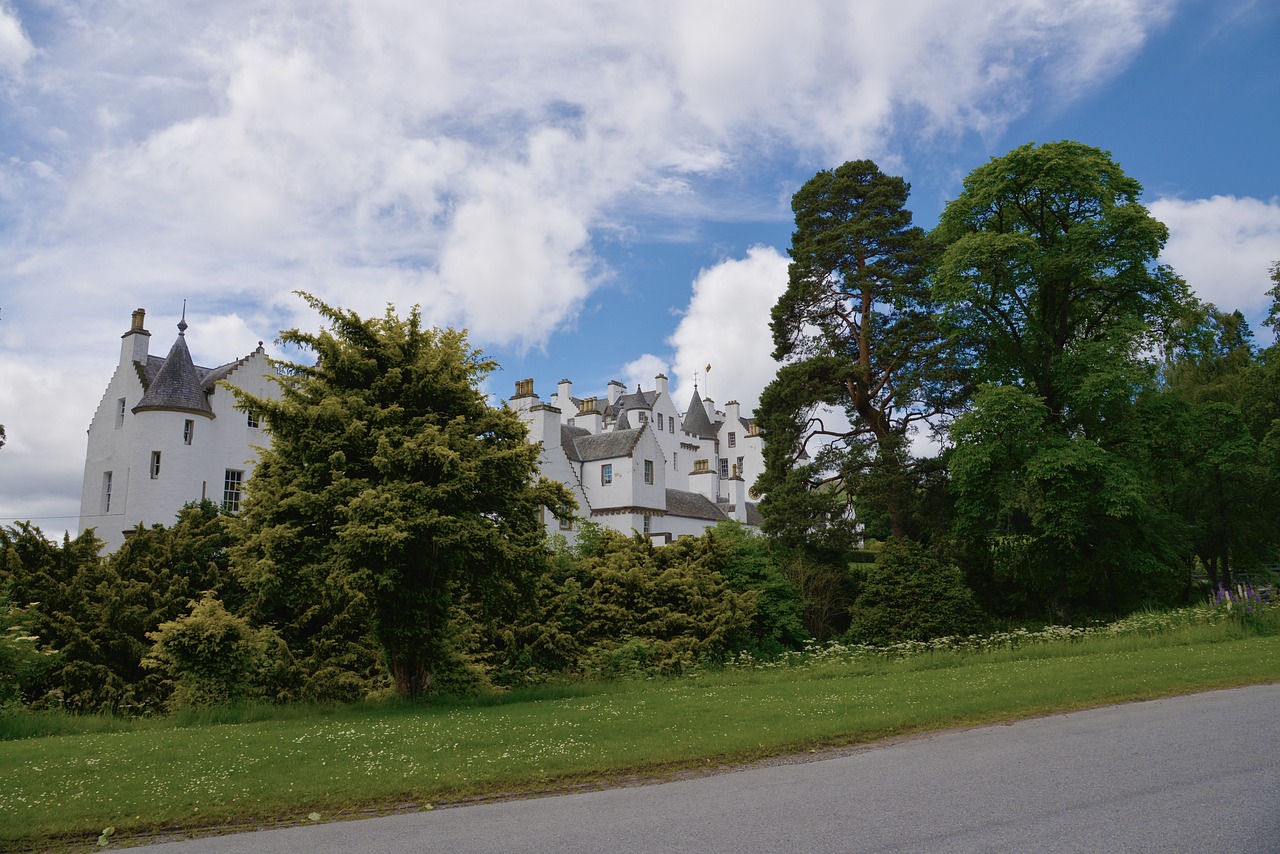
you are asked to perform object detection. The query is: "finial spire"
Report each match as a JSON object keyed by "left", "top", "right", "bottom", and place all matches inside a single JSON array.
[{"left": 177, "top": 300, "right": 188, "bottom": 335}]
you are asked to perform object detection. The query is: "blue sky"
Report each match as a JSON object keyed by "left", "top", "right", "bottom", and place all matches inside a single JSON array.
[{"left": 1, "top": 0, "right": 1278, "bottom": 535}]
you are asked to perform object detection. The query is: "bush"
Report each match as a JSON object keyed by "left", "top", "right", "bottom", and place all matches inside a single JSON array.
[
  {"left": 144, "top": 595, "right": 272, "bottom": 710},
  {"left": 847, "top": 539, "right": 986, "bottom": 645}
]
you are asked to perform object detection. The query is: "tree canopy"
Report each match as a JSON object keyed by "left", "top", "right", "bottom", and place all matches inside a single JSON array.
[
  {"left": 231, "top": 294, "right": 575, "bottom": 697},
  {"left": 933, "top": 140, "right": 1186, "bottom": 423},
  {"left": 757, "top": 160, "right": 953, "bottom": 544}
]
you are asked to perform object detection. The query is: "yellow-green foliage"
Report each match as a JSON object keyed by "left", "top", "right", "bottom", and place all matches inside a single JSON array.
[{"left": 144, "top": 595, "right": 272, "bottom": 710}]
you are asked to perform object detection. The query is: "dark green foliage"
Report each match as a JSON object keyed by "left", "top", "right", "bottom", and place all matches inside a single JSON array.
[
  {"left": 0, "top": 503, "right": 246, "bottom": 713},
  {"left": 231, "top": 294, "right": 575, "bottom": 698},
  {"left": 709, "top": 522, "right": 808, "bottom": 656},
  {"left": 933, "top": 140, "right": 1186, "bottom": 422},
  {"left": 847, "top": 539, "right": 985, "bottom": 645},
  {"left": 0, "top": 589, "right": 51, "bottom": 705},
  {"left": 477, "top": 528, "right": 762, "bottom": 682},
  {"left": 933, "top": 142, "right": 1197, "bottom": 622},
  {"left": 759, "top": 160, "right": 955, "bottom": 545},
  {"left": 774, "top": 549, "right": 857, "bottom": 640}
]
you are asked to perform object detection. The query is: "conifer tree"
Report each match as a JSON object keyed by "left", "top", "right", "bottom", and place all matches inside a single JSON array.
[{"left": 232, "top": 294, "right": 574, "bottom": 697}]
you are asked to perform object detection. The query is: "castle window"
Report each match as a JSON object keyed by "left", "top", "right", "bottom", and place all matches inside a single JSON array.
[
  {"left": 246, "top": 410, "right": 260, "bottom": 428},
  {"left": 183, "top": 420, "right": 194, "bottom": 445},
  {"left": 559, "top": 514, "right": 573, "bottom": 531},
  {"left": 674, "top": 451, "right": 678, "bottom": 471},
  {"left": 728, "top": 431, "right": 737, "bottom": 448},
  {"left": 150, "top": 451, "right": 161, "bottom": 479},
  {"left": 601, "top": 464, "right": 613, "bottom": 485},
  {"left": 644, "top": 459, "right": 654, "bottom": 485},
  {"left": 668, "top": 416, "right": 675, "bottom": 432},
  {"left": 223, "top": 469, "right": 244, "bottom": 513},
  {"left": 102, "top": 471, "right": 113, "bottom": 513},
  {"left": 719, "top": 458, "right": 729, "bottom": 479},
  {"left": 116, "top": 398, "right": 126, "bottom": 428},
  {"left": 643, "top": 513, "right": 651, "bottom": 534},
  {"left": 737, "top": 456, "right": 744, "bottom": 477},
  {"left": 657, "top": 414, "right": 664, "bottom": 431}
]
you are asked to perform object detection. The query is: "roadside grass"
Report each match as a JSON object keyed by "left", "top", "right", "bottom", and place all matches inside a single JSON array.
[{"left": 2, "top": 611, "right": 1278, "bottom": 850}]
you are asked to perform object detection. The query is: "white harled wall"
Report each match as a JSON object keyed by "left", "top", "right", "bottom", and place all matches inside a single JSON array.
[{"left": 79, "top": 322, "right": 277, "bottom": 552}]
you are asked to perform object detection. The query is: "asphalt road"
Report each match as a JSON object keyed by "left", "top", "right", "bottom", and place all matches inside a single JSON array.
[{"left": 146, "top": 684, "right": 1280, "bottom": 853}]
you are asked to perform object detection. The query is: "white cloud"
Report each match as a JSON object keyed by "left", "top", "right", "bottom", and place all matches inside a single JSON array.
[
  {"left": 0, "top": 0, "right": 1178, "bottom": 527},
  {"left": 0, "top": 5, "right": 33, "bottom": 76},
  {"left": 621, "top": 354, "right": 670, "bottom": 394},
  {"left": 668, "top": 245, "right": 789, "bottom": 416},
  {"left": 1149, "top": 195, "right": 1280, "bottom": 318}
]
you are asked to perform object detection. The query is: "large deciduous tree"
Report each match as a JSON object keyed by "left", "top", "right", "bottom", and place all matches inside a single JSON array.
[
  {"left": 936, "top": 142, "right": 1190, "bottom": 620},
  {"left": 933, "top": 140, "right": 1185, "bottom": 421},
  {"left": 757, "top": 160, "right": 953, "bottom": 544},
  {"left": 231, "top": 294, "right": 575, "bottom": 697}
]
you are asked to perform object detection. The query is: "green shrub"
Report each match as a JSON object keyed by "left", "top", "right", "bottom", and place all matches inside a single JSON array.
[
  {"left": 847, "top": 538, "right": 986, "bottom": 645},
  {"left": 144, "top": 595, "right": 272, "bottom": 710}
]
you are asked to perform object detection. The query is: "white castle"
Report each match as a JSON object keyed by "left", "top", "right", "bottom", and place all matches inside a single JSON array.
[
  {"left": 78, "top": 309, "right": 278, "bottom": 552},
  {"left": 509, "top": 375, "right": 764, "bottom": 543},
  {"left": 79, "top": 309, "right": 764, "bottom": 550}
]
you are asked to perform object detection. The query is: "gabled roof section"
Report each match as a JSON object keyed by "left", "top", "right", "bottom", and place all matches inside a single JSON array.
[
  {"left": 681, "top": 387, "right": 717, "bottom": 439},
  {"left": 561, "top": 424, "right": 591, "bottom": 462},
  {"left": 573, "top": 428, "right": 644, "bottom": 462},
  {"left": 201, "top": 349, "right": 263, "bottom": 389},
  {"left": 614, "top": 410, "right": 632, "bottom": 430},
  {"left": 665, "top": 489, "right": 729, "bottom": 522},
  {"left": 133, "top": 325, "right": 214, "bottom": 418}
]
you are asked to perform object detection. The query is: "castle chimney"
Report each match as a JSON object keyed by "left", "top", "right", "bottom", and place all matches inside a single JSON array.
[{"left": 121, "top": 307, "right": 151, "bottom": 365}]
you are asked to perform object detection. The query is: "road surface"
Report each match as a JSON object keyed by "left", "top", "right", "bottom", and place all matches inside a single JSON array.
[{"left": 145, "top": 683, "right": 1280, "bottom": 853}]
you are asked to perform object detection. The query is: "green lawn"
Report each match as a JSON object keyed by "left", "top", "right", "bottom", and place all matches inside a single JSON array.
[{"left": 3, "top": 624, "right": 1278, "bottom": 850}]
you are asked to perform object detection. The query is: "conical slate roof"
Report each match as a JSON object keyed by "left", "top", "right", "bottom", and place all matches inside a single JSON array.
[
  {"left": 680, "top": 386, "right": 716, "bottom": 439},
  {"left": 133, "top": 321, "right": 214, "bottom": 417},
  {"left": 614, "top": 409, "right": 632, "bottom": 430}
]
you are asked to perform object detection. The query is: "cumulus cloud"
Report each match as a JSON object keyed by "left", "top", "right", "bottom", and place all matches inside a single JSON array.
[
  {"left": 1149, "top": 195, "right": 1280, "bottom": 318},
  {"left": 0, "top": 0, "right": 1177, "bottom": 526},
  {"left": 621, "top": 354, "right": 671, "bottom": 394},
  {"left": 668, "top": 245, "right": 789, "bottom": 415}
]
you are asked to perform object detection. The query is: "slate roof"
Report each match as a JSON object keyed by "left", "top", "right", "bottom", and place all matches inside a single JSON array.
[
  {"left": 680, "top": 387, "right": 717, "bottom": 439},
  {"left": 725, "top": 502, "right": 764, "bottom": 526},
  {"left": 607, "top": 388, "right": 658, "bottom": 417},
  {"left": 614, "top": 410, "right": 632, "bottom": 430},
  {"left": 131, "top": 325, "right": 264, "bottom": 417},
  {"left": 572, "top": 428, "right": 645, "bottom": 462},
  {"left": 560, "top": 424, "right": 592, "bottom": 461},
  {"left": 664, "top": 489, "right": 729, "bottom": 522},
  {"left": 133, "top": 329, "right": 215, "bottom": 417}
]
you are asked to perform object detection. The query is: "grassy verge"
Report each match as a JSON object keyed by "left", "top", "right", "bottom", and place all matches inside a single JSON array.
[{"left": 3, "top": 619, "right": 1278, "bottom": 850}]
